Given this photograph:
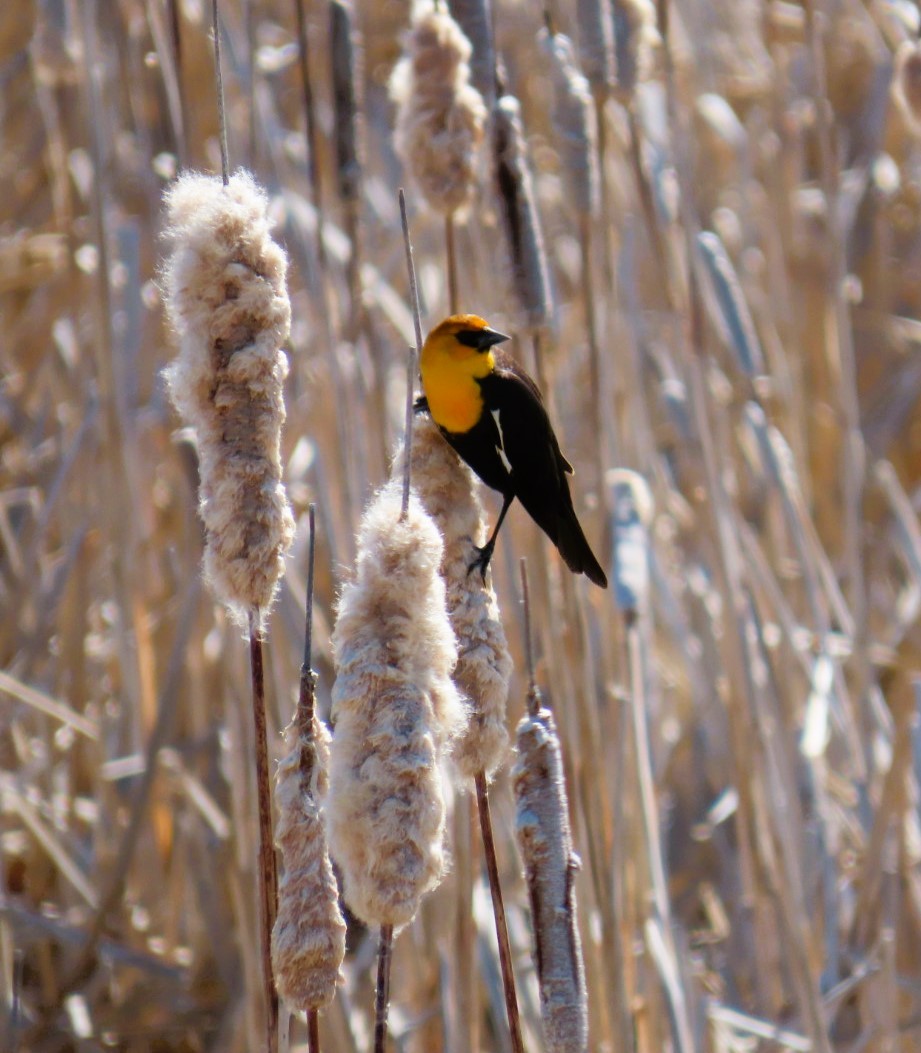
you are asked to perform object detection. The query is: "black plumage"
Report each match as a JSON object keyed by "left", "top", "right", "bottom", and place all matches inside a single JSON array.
[{"left": 421, "top": 348, "right": 607, "bottom": 588}]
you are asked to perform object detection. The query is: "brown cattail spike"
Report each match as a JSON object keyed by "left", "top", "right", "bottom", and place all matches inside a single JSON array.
[
  {"left": 513, "top": 702, "right": 588, "bottom": 1052},
  {"left": 391, "top": 0, "right": 487, "bottom": 217},
  {"left": 162, "top": 170, "right": 295, "bottom": 626},
  {"left": 540, "top": 28, "right": 600, "bottom": 218},
  {"left": 492, "top": 94, "right": 553, "bottom": 328},
  {"left": 330, "top": 0, "right": 362, "bottom": 203},
  {"left": 448, "top": 0, "right": 496, "bottom": 107},
  {"left": 326, "top": 482, "right": 467, "bottom": 928}
]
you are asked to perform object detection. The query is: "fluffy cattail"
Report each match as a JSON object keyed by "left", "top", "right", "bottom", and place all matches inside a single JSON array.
[
  {"left": 540, "top": 29, "right": 600, "bottom": 218},
  {"left": 394, "top": 416, "right": 512, "bottom": 779},
  {"left": 612, "top": 0, "right": 659, "bottom": 100},
  {"left": 513, "top": 701, "right": 588, "bottom": 1052},
  {"left": 326, "top": 483, "right": 466, "bottom": 927},
  {"left": 390, "top": 0, "right": 487, "bottom": 216},
  {"left": 893, "top": 40, "right": 921, "bottom": 135},
  {"left": 493, "top": 94, "right": 553, "bottom": 328},
  {"left": 162, "top": 170, "right": 295, "bottom": 625},
  {"left": 331, "top": 0, "right": 362, "bottom": 203},
  {"left": 575, "top": 0, "right": 614, "bottom": 98},
  {"left": 271, "top": 715, "right": 346, "bottom": 1011}
]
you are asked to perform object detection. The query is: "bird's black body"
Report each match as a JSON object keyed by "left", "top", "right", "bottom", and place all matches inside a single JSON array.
[{"left": 421, "top": 349, "right": 607, "bottom": 588}]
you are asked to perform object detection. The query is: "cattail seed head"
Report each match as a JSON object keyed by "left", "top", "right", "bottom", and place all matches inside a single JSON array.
[
  {"left": 612, "top": 0, "right": 659, "bottom": 101},
  {"left": 394, "top": 416, "right": 512, "bottom": 780},
  {"left": 326, "top": 483, "right": 466, "bottom": 928},
  {"left": 162, "top": 170, "right": 295, "bottom": 625},
  {"left": 493, "top": 94, "right": 553, "bottom": 328},
  {"left": 271, "top": 715, "right": 346, "bottom": 1012},
  {"left": 513, "top": 703, "right": 588, "bottom": 1052},
  {"left": 894, "top": 41, "right": 921, "bottom": 135},
  {"left": 331, "top": 0, "right": 362, "bottom": 203},
  {"left": 391, "top": 0, "right": 487, "bottom": 217},
  {"left": 540, "top": 29, "right": 600, "bottom": 218}
]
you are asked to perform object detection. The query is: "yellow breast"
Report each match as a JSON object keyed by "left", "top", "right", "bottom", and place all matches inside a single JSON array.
[{"left": 421, "top": 348, "right": 493, "bottom": 434}]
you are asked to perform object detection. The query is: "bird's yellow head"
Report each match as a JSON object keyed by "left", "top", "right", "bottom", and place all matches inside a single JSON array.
[{"left": 420, "top": 315, "right": 511, "bottom": 434}]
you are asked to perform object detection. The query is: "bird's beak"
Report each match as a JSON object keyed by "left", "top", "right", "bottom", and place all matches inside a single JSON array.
[{"left": 479, "top": 327, "right": 510, "bottom": 350}]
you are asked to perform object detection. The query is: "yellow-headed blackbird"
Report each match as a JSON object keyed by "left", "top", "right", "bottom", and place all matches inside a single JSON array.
[{"left": 417, "top": 313, "right": 607, "bottom": 588}]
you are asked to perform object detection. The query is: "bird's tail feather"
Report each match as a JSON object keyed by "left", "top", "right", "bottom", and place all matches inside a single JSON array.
[{"left": 557, "top": 512, "right": 607, "bottom": 588}]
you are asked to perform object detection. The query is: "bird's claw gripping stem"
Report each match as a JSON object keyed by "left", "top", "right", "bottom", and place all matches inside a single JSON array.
[{"left": 467, "top": 541, "right": 495, "bottom": 583}]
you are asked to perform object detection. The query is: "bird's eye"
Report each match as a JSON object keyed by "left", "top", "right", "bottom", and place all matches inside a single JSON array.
[{"left": 455, "top": 329, "right": 485, "bottom": 348}]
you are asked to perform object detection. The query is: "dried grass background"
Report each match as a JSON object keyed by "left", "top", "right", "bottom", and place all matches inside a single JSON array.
[{"left": 5, "top": 1, "right": 921, "bottom": 1051}]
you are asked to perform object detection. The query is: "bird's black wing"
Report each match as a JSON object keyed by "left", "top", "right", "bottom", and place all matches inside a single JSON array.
[
  {"left": 486, "top": 352, "right": 574, "bottom": 476},
  {"left": 479, "top": 354, "right": 607, "bottom": 586}
]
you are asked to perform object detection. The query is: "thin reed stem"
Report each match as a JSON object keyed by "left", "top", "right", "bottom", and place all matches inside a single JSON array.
[
  {"left": 301, "top": 504, "right": 320, "bottom": 1049},
  {"left": 211, "top": 0, "right": 229, "bottom": 185},
  {"left": 374, "top": 924, "right": 394, "bottom": 1053},
  {"left": 245, "top": 0, "right": 257, "bottom": 166},
  {"left": 298, "top": 504, "right": 317, "bottom": 732},
  {"left": 167, "top": 0, "right": 187, "bottom": 165},
  {"left": 249, "top": 610, "right": 279, "bottom": 1053},
  {"left": 399, "top": 188, "right": 424, "bottom": 519},
  {"left": 445, "top": 212, "right": 459, "bottom": 313},
  {"left": 307, "top": 1011, "right": 320, "bottom": 1053},
  {"left": 475, "top": 772, "right": 526, "bottom": 1053},
  {"left": 519, "top": 557, "right": 538, "bottom": 717}
]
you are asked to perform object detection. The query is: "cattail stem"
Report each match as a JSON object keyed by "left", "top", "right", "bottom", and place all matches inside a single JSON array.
[
  {"left": 211, "top": 0, "right": 229, "bottom": 185},
  {"left": 249, "top": 610, "right": 279, "bottom": 1053},
  {"left": 299, "top": 505, "right": 320, "bottom": 1051},
  {"left": 519, "top": 557, "right": 539, "bottom": 718},
  {"left": 446, "top": 212, "right": 459, "bottom": 313},
  {"left": 374, "top": 924, "right": 394, "bottom": 1053},
  {"left": 475, "top": 773, "right": 526, "bottom": 1053},
  {"left": 399, "top": 188, "right": 424, "bottom": 519},
  {"left": 167, "top": 0, "right": 187, "bottom": 165}
]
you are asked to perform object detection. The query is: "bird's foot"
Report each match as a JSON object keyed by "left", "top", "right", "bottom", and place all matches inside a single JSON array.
[{"left": 467, "top": 541, "right": 495, "bottom": 583}]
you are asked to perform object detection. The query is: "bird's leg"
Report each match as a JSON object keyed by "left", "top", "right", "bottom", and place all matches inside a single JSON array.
[{"left": 469, "top": 493, "right": 514, "bottom": 581}]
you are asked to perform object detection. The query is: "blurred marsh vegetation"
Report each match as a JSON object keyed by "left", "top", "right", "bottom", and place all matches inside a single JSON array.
[{"left": 6, "top": 0, "right": 921, "bottom": 1050}]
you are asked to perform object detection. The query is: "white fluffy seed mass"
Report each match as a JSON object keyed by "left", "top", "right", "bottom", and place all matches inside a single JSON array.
[
  {"left": 271, "top": 716, "right": 346, "bottom": 1011},
  {"left": 326, "top": 483, "right": 466, "bottom": 928},
  {"left": 162, "top": 170, "right": 295, "bottom": 623},
  {"left": 393, "top": 417, "right": 512, "bottom": 779},
  {"left": 390, "top": 0, "right": 487, "bottom": 216}
]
